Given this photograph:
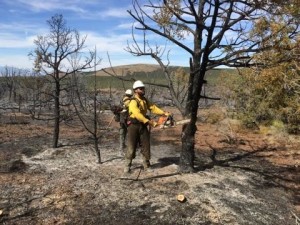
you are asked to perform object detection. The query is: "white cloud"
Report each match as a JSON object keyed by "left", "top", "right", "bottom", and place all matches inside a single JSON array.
[
  {"left": 12, "top": 0, "right": 88, "bottom": 13},
  {"left": 0, "top": 21, "right": 47, "bottom": 49},
  {"left": 0, "top": 0, "right": 193, "bottom": 69},
  {"left": 83, "top": 29, "right": 192, "bottom": 67},
  {"left": 116, "top": 22, "right": 134, "bottom": 30},
  {"left": 99, "top": 7, "right": 131, "bottom": 18},
  {"left": 0, "top": 54, "right": 33, "bottom": 69},
  {"left": 84, "top": 32, "right": 132, "bottom": 52},
  {"left": 0, "top": 34, "right": 35, "bottom": 48},
  {"left": 0, "top": 22, "right": 38, "bottom": 32}
]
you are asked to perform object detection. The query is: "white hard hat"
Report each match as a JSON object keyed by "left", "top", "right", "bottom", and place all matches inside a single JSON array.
[
  {"left": 125, "top": 89, "right": 133, "bottom": 95},
  {"left": 133, "top": 80, "right": 145, "bottom": 90}
]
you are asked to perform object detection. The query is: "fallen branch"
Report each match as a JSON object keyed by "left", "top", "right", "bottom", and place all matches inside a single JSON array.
[
  {"left": 105, "top": 116, "right": 114, "bottom": 129},
  {"left": 291, "top": 211, "right": 300, "bottom": 225}
]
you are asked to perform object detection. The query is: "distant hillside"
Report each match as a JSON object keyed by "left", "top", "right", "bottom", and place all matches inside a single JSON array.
[
  {"left": 87, "top": 64, "right": 235, "bottom": 77},
  {"left": 93, "top": 64, "right": 162, "bottom": 77}
]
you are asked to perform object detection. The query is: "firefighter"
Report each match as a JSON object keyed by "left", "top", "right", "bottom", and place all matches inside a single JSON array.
[
  {"left": 124, "top": 80, "right": 170, "bottom": 173},
  {"left": 119, "top": 89, "right": 133, "bottom": 155}
]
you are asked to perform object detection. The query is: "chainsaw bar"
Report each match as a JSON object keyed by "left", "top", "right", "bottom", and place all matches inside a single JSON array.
[{"left": 158, "top": 116, "right": 190, "bottom": 129}]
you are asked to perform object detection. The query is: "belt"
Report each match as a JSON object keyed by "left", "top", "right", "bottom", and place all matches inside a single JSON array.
[{"left": 128, "top": 118, "right": 140, "bottom": 124}]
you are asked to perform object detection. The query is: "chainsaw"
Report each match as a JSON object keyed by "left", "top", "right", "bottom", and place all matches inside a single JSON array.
[{"left": 157, "top": 114, "right": 190, "bottom": 129}]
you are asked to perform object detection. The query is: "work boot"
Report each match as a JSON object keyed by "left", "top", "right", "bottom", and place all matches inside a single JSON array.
[
  {"left": 123, "top": 166, "right": 130, "bottom": 174},
  {"left": 123, "top": 159, "right": 132, "bottom": 174},
  {"left": 142, "top": 160, "right": 152, "bottom": 171}
]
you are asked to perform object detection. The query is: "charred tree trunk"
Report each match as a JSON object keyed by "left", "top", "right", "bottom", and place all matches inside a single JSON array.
[
  {"left": 179, "top": 50, "right": 206, "bottom": 172},
  {"left": 93, "top": 86, "right": 101, "bottom": 163},
  {"left": 179, "top": 73, "right": 205, "bottom": 172},
  {"left": 94, "top": 135, "right": 101, "bottom": 163},
  {"left": 179, "top": 122, "right": 197, "bottom": 172},
  {"left": 53, "top": 78, "right": 60, "bottom": 148}
]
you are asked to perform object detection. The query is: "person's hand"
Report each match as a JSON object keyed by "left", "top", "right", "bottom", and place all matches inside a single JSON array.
[
  {"left": 148, "top": 120, "right": 158, "bottom": 128},
  {"left": 164, "top": 112, "right": 171, "bottom": 117}
]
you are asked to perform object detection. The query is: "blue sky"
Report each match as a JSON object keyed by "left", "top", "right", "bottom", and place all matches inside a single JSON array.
[{"left": 0, "top": 0, "right": 190, "bottom": 70}]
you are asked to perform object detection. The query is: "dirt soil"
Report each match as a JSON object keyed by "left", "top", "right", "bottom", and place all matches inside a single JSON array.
[{"left": 0, "top": 109, "right": 299, "bottom": 225}]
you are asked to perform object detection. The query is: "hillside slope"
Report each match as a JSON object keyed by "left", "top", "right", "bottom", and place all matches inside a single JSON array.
[{"left": 94, "top": 64, "right": 162, "bottom": 77}]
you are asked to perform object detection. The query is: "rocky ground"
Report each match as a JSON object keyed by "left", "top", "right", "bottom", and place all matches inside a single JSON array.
[{"left": 0, "top": 109, "right": 299, "bottom": 225}]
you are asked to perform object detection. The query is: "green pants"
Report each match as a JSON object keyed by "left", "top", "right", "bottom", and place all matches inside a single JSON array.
[{"left": 125, "top": 122, "right": 150, "bottom": 161}]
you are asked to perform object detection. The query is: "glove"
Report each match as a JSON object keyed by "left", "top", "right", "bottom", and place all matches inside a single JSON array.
[
  {"left": 148, "top": 120, "right": 158, "bottom": 128},
  {"left": 164, "top": 112, "right": 171, "bottom": 117}
]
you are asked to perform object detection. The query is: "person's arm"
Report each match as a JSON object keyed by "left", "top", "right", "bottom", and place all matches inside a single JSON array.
[
  {"left": 147, "top": 100, "right": 168, "bottom": 116},
  {"left": 128, "top": 100, "right": 149, "bottom": 124}
]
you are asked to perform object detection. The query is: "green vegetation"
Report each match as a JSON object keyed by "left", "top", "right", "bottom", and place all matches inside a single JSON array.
[
  {"left": 0, "top": 66, "right": 235, "bottom": 93},
  {"left": 82, "top": 67, "right": 236, "bottom": 90},
  {"left": 218, "top": 62, "right": 299, "bottom": 134}
]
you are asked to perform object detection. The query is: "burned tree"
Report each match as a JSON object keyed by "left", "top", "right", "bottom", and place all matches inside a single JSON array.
[
  {"left": 126, "top": 0, "right": 299, "bottom": 172},
  {"left": 69, "top": 48, "right": 103, "bottom": 163},
  {"left": 30, "top": 14, "right": 96, "bottom": 148},
  {"left": 1, "top": 66, "right": 22, "bottom": 102}
]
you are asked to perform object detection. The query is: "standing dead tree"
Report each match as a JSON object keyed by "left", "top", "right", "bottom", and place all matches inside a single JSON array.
[
  {"left": 0, "top": 67, "right": 32, "bottom": 114},
  {"left": 17, "top": 70, "right": 48, "bottom": 119},
  {"left": 69, "top": 48, "right": 102, "bottom": 163},
  {"left": 1, "top": 66, "right": 22, "bottom": 103},
  {"left": 126, "top": 0, "right": 299, "bottom": 172},
  {"left": 30, "top": 14, "right": 96, "bottom": 148}
]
